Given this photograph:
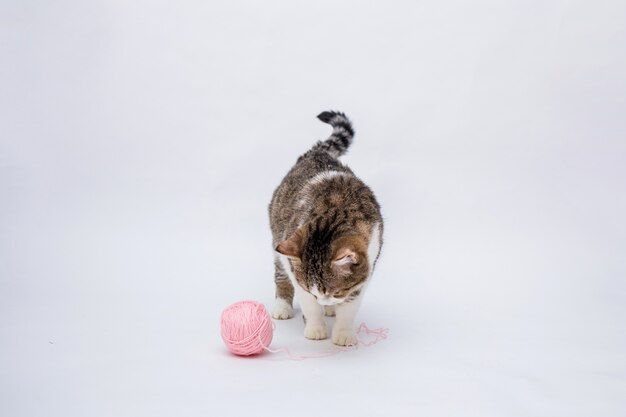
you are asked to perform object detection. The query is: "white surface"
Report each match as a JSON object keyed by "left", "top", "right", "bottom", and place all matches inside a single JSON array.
[{"left": 1, "top": 1, "right": 626, "bottom": 416}]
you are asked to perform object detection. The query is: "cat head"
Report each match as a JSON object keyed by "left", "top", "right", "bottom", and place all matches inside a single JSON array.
[{"left": 275, "top": 225, "right": 370, "bottom": 305}]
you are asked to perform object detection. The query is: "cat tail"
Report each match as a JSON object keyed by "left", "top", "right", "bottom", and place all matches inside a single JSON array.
[{"left": 313, "top": 111, "right": 355, "bottom": 158}]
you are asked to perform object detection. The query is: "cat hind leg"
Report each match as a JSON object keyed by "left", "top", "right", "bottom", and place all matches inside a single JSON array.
[{"left": 272, "top": 259, "right": 294, "bottom": 320}]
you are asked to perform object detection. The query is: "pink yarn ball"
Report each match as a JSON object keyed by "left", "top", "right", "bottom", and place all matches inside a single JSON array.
[{"left": 220, "top": 301, "right": 273, "bottom": 356}]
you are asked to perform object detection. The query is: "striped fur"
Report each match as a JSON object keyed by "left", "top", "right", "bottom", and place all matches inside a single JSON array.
[{"left": 312, "top": 111, "right": 355, "bottom": 158}]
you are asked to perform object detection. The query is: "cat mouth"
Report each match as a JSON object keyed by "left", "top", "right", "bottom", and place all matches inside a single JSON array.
[{"left": 316, "top": 297, "right": 341, "bottom": 306}]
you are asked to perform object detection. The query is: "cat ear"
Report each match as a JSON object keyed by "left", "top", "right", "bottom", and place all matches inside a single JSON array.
[
  {"left": 275, "top": 229, "right": 305, "bottom": 259},
  {"left": 275, "top": 240, "right": 301, "bottom": 258},
  {"left": 334, "top": 250, "right": 358, "bottom": 265},
  {"left": 332, "top": 248, "right": 358, "bottom": 275}
]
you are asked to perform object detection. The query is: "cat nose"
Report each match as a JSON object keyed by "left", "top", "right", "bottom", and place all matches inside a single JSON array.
[{"left": 317, "top": 294, "right": 333, "bottom": 306}]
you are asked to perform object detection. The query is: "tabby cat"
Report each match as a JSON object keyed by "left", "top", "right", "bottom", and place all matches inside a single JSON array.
[{"left": 268, "top": 111, "right": 383, "bottom": 346}]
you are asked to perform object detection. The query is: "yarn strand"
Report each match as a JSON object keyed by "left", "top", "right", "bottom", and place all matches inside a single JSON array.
[{"left": 261, "top": 322, "right": 389, "bottom": 361}]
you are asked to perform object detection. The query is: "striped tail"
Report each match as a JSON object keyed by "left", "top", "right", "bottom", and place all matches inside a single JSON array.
[{"left": 313, "top": 111, "right": 355, "bottom": 158}]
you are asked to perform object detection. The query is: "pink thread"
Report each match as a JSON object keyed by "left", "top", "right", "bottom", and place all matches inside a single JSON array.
[
  {"left": 220, "top": 301, "right": 389, "bottom": 360},
  {"left": 263, "top": 322, "right": 389, "bottom": 361}
]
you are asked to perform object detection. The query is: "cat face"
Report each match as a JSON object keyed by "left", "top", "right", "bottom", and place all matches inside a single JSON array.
[{"left": 276, "top": 228, "right": 370, "bottom": 305}]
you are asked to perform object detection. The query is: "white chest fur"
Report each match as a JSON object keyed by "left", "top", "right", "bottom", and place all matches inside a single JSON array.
[{"left": 277, "top": 254, "right": 298, "bottom": 287}]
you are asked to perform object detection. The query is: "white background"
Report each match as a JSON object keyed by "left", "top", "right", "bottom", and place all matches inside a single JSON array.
[{"left": 1, "top": 1, "right": 625, "bottom": 416}]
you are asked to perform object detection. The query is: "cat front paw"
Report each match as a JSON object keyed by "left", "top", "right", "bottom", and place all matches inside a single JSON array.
[
  {"left": 271, "top": 298, "right": 294, "bottom": 320},
  {"left": 304, "top": 324, "right": 328, "bottom": 340},
  {"left": 332, "top": 329, "right": 358, "bottom": 346}
]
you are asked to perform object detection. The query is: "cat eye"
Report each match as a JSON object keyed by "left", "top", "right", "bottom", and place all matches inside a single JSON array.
[
  {"left": 335, "top": 282, "right": 365, "bottom": 299},
  {"left": 333, "top": 288, "right": 353, "bottom": 298}
]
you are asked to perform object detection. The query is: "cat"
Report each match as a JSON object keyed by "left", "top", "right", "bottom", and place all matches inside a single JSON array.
[{"left": 268, "top": 111, "right": 383, "bottom": 346}]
